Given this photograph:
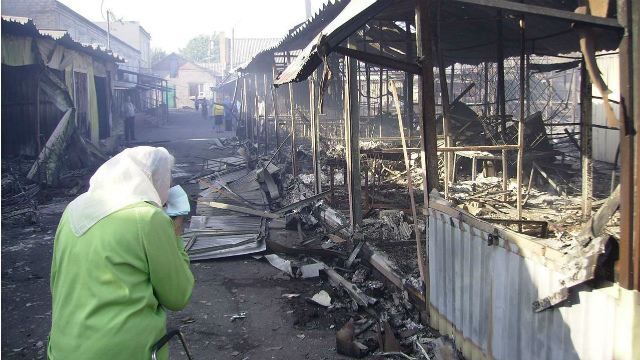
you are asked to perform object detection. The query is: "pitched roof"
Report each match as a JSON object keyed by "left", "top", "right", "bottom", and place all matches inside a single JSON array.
[
  {"left": 235, "top": 0, "right": 347, "bottom": 72},
  {"left": 1, "top": 15, "right": 124, "bottom": 63},
  {"left": 152, "top": 52, "right": 217, "bottom": 75},
  {"left": 231, "top": 38, "right": 279, "bottom": 66}
]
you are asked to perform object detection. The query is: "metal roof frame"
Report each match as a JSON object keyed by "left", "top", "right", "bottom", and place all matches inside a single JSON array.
[{"left": 273, "top": 0, "right": 623, "bottom": 86}]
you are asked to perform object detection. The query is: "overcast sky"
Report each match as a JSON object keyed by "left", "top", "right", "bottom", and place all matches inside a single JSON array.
[{"left": 59, "top": 0, "right": 326, "bottom": 52}]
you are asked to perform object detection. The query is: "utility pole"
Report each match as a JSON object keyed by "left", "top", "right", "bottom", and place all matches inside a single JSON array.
[
  {"left": 304, "top": 0, "right": 312, "bottom": 18},
  {"left": 106, "top": 9, "right": 111, "bottom": 50}
]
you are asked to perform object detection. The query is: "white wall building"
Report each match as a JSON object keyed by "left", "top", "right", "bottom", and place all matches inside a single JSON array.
[{"left": 95, "top": 21, "right": 151, "bottom": 71}]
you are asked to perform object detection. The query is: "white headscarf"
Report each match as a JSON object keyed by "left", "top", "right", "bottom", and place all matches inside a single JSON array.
[{"left": 66, "top": 146, "right": 175, "bottom": 236}]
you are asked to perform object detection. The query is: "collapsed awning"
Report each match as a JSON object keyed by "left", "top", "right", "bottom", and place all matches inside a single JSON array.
[
  {"left": 236, "top": 0, "right": 349, "bottom": 74},
  {"left": 274, "top": 0, "right": 393, "bottom": 85},
  {"left": 274, "top": 0, "right": 622, "bottom": 86}
]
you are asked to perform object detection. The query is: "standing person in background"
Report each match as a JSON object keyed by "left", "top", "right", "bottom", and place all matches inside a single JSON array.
[
  {"left": 47, "top": 147, "right": 194, "bottom": 360},
  {"left": 201, "top": 98, "right": 209, "bottom": 120},
  {"left": 123, "top": 96, "right": 136, "bottom": 144},
  {"left": 213, "top": 102, "right": 225, "bottom": 133}
]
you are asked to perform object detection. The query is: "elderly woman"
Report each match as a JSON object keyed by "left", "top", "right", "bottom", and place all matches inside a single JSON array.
[{"left": 47, "top": 147, "right": 194, "bottom": 360}]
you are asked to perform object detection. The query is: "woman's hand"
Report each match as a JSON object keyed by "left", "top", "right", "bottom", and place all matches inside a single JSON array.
[{"left": 172, "top": 216, "right": 184, "bottom": 236}]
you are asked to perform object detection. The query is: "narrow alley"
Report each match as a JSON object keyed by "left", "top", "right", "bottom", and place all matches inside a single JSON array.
[
  {"left": 2, "top": 111, "right": 355, "bottom": 359},
  {"left": 1, "top": 0, "right": 639, "bottom": 360}
]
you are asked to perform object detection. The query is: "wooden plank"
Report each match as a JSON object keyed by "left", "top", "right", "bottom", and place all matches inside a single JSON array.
[
  {"left": 27, "top": 108, "right": 73, "bottom": 181},
  {"left": 344, "top": 38, "right": 362, "bottom": 227},
  {"left": 416, "top": 0, "right": 437, "bottom": 306},
  {"left": 205, "top": 201, "right": 280, "bottom": 219},
  {"left": 532, "top": 162, "right": 565, "bottom": 196},
  {"left": 289, "top": 82, "right": 297, "bottom": 177},
  {"left": 517, "top": 16, "right": 526, "bottom": 224},
  {"left": 334, "top": 46, "right": 421, "bottom": 75},
  {"left": 434, "top": 2, "right": 453, "bottom": 199},
  {"left": 324, "top": 267, "right": 377, "bottom": 307},
  {"left": 580, "top": 58, "right": 593, "bottom": 221},
  {"left": 438, "top": 145, "right": 520, "bottom": 152},
  {"left": 309, "top": 72, "right": 322, "bottom": 194},
  {"left": 389, "top": 79, "right": 427, "bottom": 290},
  {"left": 616, "top": 0, "right": 634, "bottom": 289}
]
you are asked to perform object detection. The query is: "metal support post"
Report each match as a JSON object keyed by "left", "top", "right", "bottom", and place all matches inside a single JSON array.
[
  {"left": 516, "top": 16, "right": 526, "bottom": 225},
  {"left": 289, "top": 82, "right": 297, "bottom": 177},
  {"left": 310, "top": 73, "right": 322, "bottom": 194},
  {"left": 344, "top": 38, "right": 362, "bottom": 228},
  {"left": 416, "top": 0, "right": 437, "bottom": 309},
  {"left": 272, "top": 67, "right": 280, "bottom": 149},
  {"left": 497, "top": 11, "right": 508, "bottom": 201}
]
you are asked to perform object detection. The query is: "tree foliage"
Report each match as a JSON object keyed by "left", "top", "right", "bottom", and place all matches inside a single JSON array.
[
  {"left": 150, "top": 47, "right": 167, "bottom": 66},
  {"left": 179, "top": 33, "right": 220, "bottom": 63}
]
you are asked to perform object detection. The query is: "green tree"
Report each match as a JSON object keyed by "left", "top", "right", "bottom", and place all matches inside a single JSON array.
[
  {"left": 179, "top": 33, "right": 220, "bottom": 63},
  {"left": 150, "top": 47, "right": 167, "bottom": 66}
]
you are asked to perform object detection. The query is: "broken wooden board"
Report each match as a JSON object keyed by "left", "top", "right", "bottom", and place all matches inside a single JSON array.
[
  {"left": 205, "top": 201, "right": 280, "bottom": 219},
  {"left": 324, "top": 267, "right": 377, "bottom": 307}
]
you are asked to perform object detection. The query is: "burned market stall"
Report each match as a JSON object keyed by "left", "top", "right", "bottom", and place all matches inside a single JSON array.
[
  {"left": 268, "top": 0, "right": 638, "bottom": 358},
  {"left": 183, "top": 0, "right": 638, "bottom": 358},
  {"left": 1, "top": 16, "right": 123, "bottom": 224}
]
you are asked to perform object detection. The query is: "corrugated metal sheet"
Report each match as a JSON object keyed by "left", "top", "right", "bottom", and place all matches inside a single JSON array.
[
  {"left": 428, "top": 199, "right": 639, "bottom": 360},
  {"left": 187, "top": 165, "right": 271, "bottom": 260},
  {"left": 592, "top": 52, "right": 620, "bottom": 164}
]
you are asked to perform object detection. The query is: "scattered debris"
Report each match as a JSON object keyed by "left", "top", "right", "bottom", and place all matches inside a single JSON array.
[
  {"left": 227, "top": 312, "right": 247, "bottom": 322},
  {"left": 264, "top": 254, "right": 294, "bottom": 277},
  {"left": 299, "top": 262, "right": 325, "bottom": 278},
  {"left": 324, "top": 267, "right": 377, "bottom": 308},
  {"left": 336, "top": 319, "right": 368, "bottom": 358},
  {"left": 429, "top": 336, "right": 459, "bottom": 360},
  {"left": 282, "top": 293, "right": 300, "bottom": 299},
  {"left": 309, "top": 290, "right": 332, "bottom": 307}
]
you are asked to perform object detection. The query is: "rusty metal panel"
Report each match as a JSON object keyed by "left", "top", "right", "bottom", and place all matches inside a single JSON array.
[{"left": 428, "top": 204, "right": 639, "bottom": 360}]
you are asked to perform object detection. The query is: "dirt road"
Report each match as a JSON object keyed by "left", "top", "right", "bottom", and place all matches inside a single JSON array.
[{"left": 2, "top": 110, "right": 347, "bottom": 359}]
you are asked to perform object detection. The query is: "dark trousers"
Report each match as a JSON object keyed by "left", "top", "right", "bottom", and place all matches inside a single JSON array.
[{"left": 125, "top": 116, "right": 136, "bottom": 142}]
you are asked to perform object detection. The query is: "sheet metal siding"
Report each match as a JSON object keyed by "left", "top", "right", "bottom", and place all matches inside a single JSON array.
[
  {"left": 428, "top": 208, "right": 621, "bottom": 360},
  {"left": 592, "top": 53, "right": 620, "bottom": 164}
]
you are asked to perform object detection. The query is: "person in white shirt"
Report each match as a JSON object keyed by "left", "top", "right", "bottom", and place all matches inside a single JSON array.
[{"left": 123, "top": 97, "right": 136, "bottom": 144}]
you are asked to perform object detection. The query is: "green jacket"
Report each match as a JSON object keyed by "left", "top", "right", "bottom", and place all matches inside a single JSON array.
[{"left": 48, "top": 202, "right": 194, "bottom": 359}]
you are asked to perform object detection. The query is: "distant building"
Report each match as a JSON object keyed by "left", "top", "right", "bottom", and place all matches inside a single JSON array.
[
  {"left": 95, "top": 21, "right": 151, "bottom": 70},
  {"left": 152, "top": 53, "right": 216, "bottom": 109}
]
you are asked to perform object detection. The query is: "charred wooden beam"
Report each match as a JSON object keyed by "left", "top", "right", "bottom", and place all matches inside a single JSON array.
[
  {"left": 310, "top": 72, "right": 322, "bottom": 194},
  {"left": 581, "top": 58, "right": 594, "bottom": 221},
  {"left": 416, "top": 0, "right": 437, "bottom": 305},
  {"left": 435, "top": 0, "right": 452, "bottom": 198},
  {"left": 517, "top": 16, "right": 526, "bottom": 224},
  {"left": 616, "top": 0, "right": 637, "bottom": 289},
  {"left": 334, "top": 46, "right": 421, "bottom": 75},
  {"left": 272, "top": 66, "right": 280, "bottom": 147},
  {"left": 416, "top": 0, "right": 439, "bottom": 196},
  {"left": 289, "top": 82, "right": 297, "bottom": 177},
  {"left": 389, "top": 79, "right": 428, "bottom": 293},
  {"left": 344, "top": 38, "right": 362, "bottom": 228}
]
